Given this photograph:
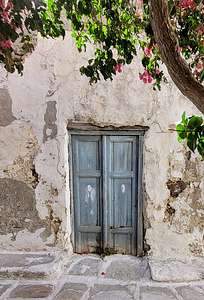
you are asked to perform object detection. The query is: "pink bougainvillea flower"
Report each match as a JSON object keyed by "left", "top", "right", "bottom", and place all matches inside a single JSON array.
[
  {"left": 114, "top": 63, "right": 123, "bottom": 73},
  {"left": 196, "top": 24, "right": 204, "bottom": 36},
  {"left": 0, "top": 0, "right": 13, "bottom": 10},
  {"left": 193, "top": 63, "right": 203, "bottom": 77},
  {"left": 1, "top": 10, "right": 10, "bottom": 23},
  {"left": 0, "top": 0, "right": 4, "bottom": 9},
  {"left": 6, "top": 0, "right": 13, "bottom": 10},
  {"left": 0, "top": 39, "right": 13, "bottom": 49},
  {"left": 144, "top": 47, "right": 152, "bottom": 58},
  {"left": 139, "top": 69, "right": 153, "bottom": 84},
  {"left": 196, "top": 63, "right": 203, "bottom": 73},
  {"left": 156, "top": 68, "right": 161, "bottom": 75},
  {"left": 179, "top": 0, "right": 195, "bottom": 9},
  {"left": 0, "top": 0, "right": 13, "bottom": 23},
  {"left": 175, "top": 45, "right": 182, "bottom": 53}
]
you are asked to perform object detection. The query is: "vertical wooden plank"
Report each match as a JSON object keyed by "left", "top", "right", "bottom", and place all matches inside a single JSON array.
[
  {"left": 103, "top": 135, "right": 108, "bottom": 249},
  {"left": 68, "top": 133, "right": 75, "bottom": 252},
  {"left": 137, "top": 135, "right": 144, "bottom": 256},
  {"left": 131, "top": 136, "right": 137, "bottom": 256}
]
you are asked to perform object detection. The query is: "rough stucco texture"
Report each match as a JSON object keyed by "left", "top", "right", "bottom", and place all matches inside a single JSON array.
[{"left": 0, "top": 34, "right": 203, "bottom": 259}]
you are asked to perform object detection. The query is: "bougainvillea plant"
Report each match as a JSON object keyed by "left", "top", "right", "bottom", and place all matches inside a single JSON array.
[{"left": 0, "top": 0, "right": 203, "bottom": 158}]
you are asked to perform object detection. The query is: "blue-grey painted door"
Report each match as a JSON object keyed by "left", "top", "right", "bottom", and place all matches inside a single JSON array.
[
  {"left": 72, "top": 134, "right": 141, "bottom": 255},
  {"left": 72, "top": 135, "right": 102, "bottom": 253}
]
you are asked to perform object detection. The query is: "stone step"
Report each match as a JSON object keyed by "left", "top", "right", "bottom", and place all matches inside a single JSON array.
[
  {"left": 0, "top": 251, "right": 68, "bottom": 280},
  {"left": 149, "top": 258, "right": 204, "bottom": 282}
]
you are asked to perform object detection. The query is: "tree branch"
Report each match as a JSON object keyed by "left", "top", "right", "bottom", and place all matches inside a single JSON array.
[{"left": 149, "top": 0, "right": 204, "bottom": 114}]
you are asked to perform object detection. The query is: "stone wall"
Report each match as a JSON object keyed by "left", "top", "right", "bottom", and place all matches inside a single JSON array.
[{"left": 0, "top": 34, "right": 203, "bottom": 259}]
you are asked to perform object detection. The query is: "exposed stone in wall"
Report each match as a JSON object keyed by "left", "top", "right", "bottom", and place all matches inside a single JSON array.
[
  {"left": 2, "top": 130, "right": 40, "bottom": 188},
  {"left": 163, "top": 203, "right": 176, "bottom": 225},
  {"left": 47, "top": 206, "right": 62, "bottom": 245},
  {"left": 0, "top": 89, "right": 16, "bottom": 126},
  {"left": 166, "top": 149, "right": 204, "bottom": 256},
  {"left": 189, "top": 242, "right": 203, "bottom": 256},
  {"left": 0, "top": 178, "right": 50, "bottom": 238},
  {"left": 167, "top": 179, "right": 187, "bottom": 198},
  {"left": 43, "top": 101, "right": 58, "bottom": 143},
  {"left": 3, "top": 157, "right": 39, "bottom": 189}
]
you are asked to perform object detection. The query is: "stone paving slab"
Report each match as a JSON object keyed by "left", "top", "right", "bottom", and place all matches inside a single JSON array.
[
  {"left": 0, "top": 254, "right": 55, "bottom": 268},
  {"left": 67, "top": 255, "right": 102, "bottom": 277},
  {"left": 0, "top": 252, "right": 69, "bottom": 280},
  {"left": 88, "top": 284, "right": 135, "bottom": 300},
  {"left": 176, "top": 285, "right": 204, "bottom": 300},
  {"left": 103, "top": 255, "right": 151, "bottom": 282},
  {"left": 149, "top": 258, "right": 204, "bottom": 282},
  {"left": 55, "top": 282, "right": 88, "bottom": 300},
  {"left": 8, "top": 284, "right": 54, "bottom": 299},
  {"left": 139, "top": 286, "right": 177, "bottom": 300}
]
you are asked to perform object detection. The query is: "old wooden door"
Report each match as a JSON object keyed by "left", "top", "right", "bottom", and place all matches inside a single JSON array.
[{"left": 71, "top": 132, "right": 143, "bottom": 256}]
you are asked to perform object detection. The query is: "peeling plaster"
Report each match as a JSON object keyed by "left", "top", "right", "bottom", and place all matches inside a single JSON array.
[
  {"left": 0, "top": 88, "right": 16, "bottom": 126},
  {"left": 43, "top": 101, "right": 58, "bottom": 143},
  {"left": 0, "top": 178, "right": 50, "bottom": 238}
]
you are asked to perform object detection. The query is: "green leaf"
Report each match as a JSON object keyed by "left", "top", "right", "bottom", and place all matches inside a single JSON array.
[
  {"left": 181, "top": 112, "right": 188, "bottom": 126},
  {"left": 187, "top": 132, "right": 198, "bottom": 152},
  {"left": 197, "top": 142, "right": 204, "bottom": 159},
  {"left": 176, "top": 123, "right": 185, "bottom": 132},
  {"left": 188, "top": 116, "right": 203, "bottom": 129}
]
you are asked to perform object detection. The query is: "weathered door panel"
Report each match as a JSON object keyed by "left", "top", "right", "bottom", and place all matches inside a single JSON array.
[
  {"left": 104, "top": 136, "right": 138, "bottom": 255},
  {"left": 72, "top": 136, "right": 102, "bottom": 253}
]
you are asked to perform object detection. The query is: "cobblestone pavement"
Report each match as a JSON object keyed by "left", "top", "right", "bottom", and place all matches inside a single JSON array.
[{"left": 0, "top": 254, "right": 204, "bottom": 299}]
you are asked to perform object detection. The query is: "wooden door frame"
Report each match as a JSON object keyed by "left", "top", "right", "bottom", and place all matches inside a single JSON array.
[{"left": 68, "top": 123, "right": 147, "bottom": 256}]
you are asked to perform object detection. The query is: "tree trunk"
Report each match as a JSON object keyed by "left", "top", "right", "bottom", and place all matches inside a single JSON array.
[{"left": 149, "top": 0, "right": 204, "bottom": 114}]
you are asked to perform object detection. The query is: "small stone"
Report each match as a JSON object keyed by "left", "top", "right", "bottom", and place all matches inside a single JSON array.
[
  {"left": 176, "top": 286, "right": 204, "bottom": 300},
  {"left": 140, "top": 286, "right": 177, "bottom": 300},
  {"left": 9, "top": 284, "right": 53, "bottom": 298},
  {"left": 55, "top": 283, "right": 88, "bottom": 300}
]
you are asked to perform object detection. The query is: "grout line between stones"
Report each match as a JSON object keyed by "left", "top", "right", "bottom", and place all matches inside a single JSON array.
[
  {"left": 47, "top": 275, "right": 68, "bottom": 300},
  {"left": 133, "top": 282, "right": 140, "bottom": 300},
  {"left": 81, "top": 286, "right": 91, "bottom": 300},
  {"left": 0, "top": 280, "right": 19, "bottom": 300},
  {"left": 170, "top": 287, "right": 184, "bottom": 300}
]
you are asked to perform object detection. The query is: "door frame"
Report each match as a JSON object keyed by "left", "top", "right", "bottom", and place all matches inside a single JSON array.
[{"left": 68, "top": 124, "right": 147, "bottom": 256}]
